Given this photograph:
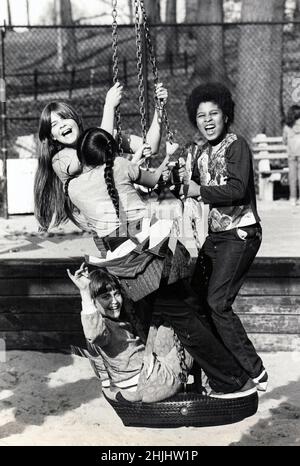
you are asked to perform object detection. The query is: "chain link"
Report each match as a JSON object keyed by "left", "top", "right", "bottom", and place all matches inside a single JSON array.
[
  {"left": 134, "top": 0, "right": 147, "bottom": 145},
  {"left": 139, "top": 0, "right": 174, "bottom": 144},
  {"left": 174, "top": 331, "right": 188, "bottom": 386},
  {"left": 111, "top": 0, "right": 123, "bottom": 154}
]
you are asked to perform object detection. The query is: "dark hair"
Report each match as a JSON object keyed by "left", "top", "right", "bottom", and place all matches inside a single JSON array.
[
  {"left": 89, "top": 268, "right": 146, "bottom": 340},
  {"left": 34, "top": 101, "right": 83, "bottom": 230},
  {"left": 89, "top": 269, "right": 121, "bottom": 301},
  {"left": 77, "top": 127, "right": 121, "bottom": 218},
  {"left": 186, "top": 82, "right": 235, "bottom": 129},
  {"left": 286, "top": 105, "right": 300, "bottom": 128}
]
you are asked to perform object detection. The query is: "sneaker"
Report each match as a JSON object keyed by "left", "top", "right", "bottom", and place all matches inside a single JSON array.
[
  {"left": 209, "top": 378, "right": 257, "bottom": 399},
  {"left": 253, "top": 369, "right": 268, "bottom": 391}
]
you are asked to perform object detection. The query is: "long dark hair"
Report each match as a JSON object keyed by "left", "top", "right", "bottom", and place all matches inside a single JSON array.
[
  {"left": 34, "top": 101, "right": 83, "bottom": 230},
  {"left": 77, "top": 127, "right": 121, "bottom": 218}
]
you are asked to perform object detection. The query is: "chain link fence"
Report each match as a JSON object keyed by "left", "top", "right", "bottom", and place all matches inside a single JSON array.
[{"left": 1, "top": 21, "right": 300, "bottom": 212}]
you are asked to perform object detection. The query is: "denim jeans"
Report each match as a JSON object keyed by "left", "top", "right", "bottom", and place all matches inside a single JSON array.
[
  {"left": 153, "top": 280, "right": 249, "bottom": 393},
  {"left": 191, "top": 224, "right": 264, "bottom": 380},
  {"left": 288, "top": 156, "right": 300, "bottom": 200}
]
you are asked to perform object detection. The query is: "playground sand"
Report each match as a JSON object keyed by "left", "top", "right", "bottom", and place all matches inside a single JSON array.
[{"left": 0, "top": 350, "right": 299, "bottom": 446}]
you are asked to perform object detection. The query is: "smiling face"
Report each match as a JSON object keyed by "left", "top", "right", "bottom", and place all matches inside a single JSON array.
[
  {"left": 196, "top": 101, "right": 227, "bottom": 143},
  {"left": 50, "top": 111, "right": 80, "bottom": 146},
  {"left": 95, "top": 287, "right": 123, "bottom": 321}
]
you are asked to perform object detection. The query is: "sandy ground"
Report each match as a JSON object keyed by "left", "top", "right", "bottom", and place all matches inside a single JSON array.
[
  {"left": 0, "top": 200, "right": 300, "bottom": 446},
  {"left": 0, "top": 351, "right": 300, "bottom": 446}
]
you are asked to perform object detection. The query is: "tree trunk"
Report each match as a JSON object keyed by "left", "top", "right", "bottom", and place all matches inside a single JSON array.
[
  {"left": 235, "top": 0, "right": 285, "bottom": 141},
  {"left": 6, "top": 0, "right": 12, "bottom": 28},
  {"left": 26, "top": 0, "right": 30, "bottom": 26},
  {"left": 189, "top": 0, "right": 227, "bottom": 87},
  {"left": 165, "top": 0, "right": 178, "bottom": 63},
  {"left": 144, "top": 0, "right": 160, "bottom": 23},
  {"left": 60, "top": 0, "right": 78, "bottom": 67}
]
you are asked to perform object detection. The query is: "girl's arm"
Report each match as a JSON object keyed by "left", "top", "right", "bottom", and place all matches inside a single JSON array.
[
  {"left": 127, "top": 83, "right": 168, "bottom": 154},
  {"left": 67, "top": 264, "right": 109, "bottom": 345},
  {"left": 136, "top": 154, "right": 170, "bottom": 188},
  {"left": 100, "top": 82, "right": 123, "bottom": 135}
]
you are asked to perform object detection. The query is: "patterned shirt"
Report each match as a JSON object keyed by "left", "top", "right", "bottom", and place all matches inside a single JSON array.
[{"left": 186, "top": 133, "right": 260, "bottom": 232}]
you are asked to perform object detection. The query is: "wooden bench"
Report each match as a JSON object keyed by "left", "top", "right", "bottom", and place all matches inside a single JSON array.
[
  {"left": 1, "top": 257, "right": 300, "bottom": 352},
  {"left": 252, "top": 133, "right": 289, "bottom": 201}
]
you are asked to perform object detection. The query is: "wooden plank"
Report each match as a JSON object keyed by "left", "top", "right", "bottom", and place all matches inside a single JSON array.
[
  {"left": 235, "top": 295, "right": 300, "bottom": 314},
  {"left": 0, "top": 278, "right": 78, "bottom": 296},
  {"left": 0, "top": 258, "right": 81, "bottom": 278},
  {"left": 247, "top": 258, "right": 300, "bottom": 277},
  {"left": 239, "top": 314, "right": 300, "bottom": 334},
  {"left": 156, "top": 296, "right": 300, "bottom": 314},
  {"left": 0, "top": 313, "right": 82, "bottom": 332},
  {"left": 249, "top": 333, "right": 300, "bottom": 352},
  {"left": 1, "top": 258, "right": 300, "bottom": 278},
  {"left": 0, "top": 331, "right": 86, "bottom": 351},
  {"left": 0, "top": 296, "right": 81, "bottom": 314},
  {"left": 253, "top": 153, "right": 287, "bottom": 160},
  {"left": 240, "top": 278, "right": 300, "bottom": 296}
]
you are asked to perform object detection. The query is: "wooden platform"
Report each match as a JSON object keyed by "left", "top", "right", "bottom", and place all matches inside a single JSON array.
[{"left": 0, "top": 257, "right": 299, "bottom": 351}]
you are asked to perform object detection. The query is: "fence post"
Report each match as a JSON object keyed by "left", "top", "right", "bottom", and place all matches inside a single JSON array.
[
  {"left": 34, "top": 68, "right": 38, "bottom": 100},
  {"left": 0, "top": 23, "right": 8, "bottom": 219},
  {"left": 69, "top": 66, "right": 76, "bottom": 99}
]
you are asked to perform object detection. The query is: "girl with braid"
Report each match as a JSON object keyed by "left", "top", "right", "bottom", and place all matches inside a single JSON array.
[{"left": 34, "top": 82, "right": 168, "bottom": 232}]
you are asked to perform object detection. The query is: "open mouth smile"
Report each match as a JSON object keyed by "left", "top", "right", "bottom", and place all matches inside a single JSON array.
[{"left": 61, "top": 128, "right": 72, "bottom": 137}]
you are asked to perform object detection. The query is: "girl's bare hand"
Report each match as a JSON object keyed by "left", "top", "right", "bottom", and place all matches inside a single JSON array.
[
  {"left": 67, "top": 262, "right": 90, "bottom": 291},
  {"left": 155, "top": 82, "right": 168, "bottom": 105},
  {"left": 105, "top": 82, "right": 123, "bottom": 109}
]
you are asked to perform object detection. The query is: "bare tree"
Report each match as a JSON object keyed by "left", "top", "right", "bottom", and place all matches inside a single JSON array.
[
  {"left": 60, "top": 0, "right": 78, "bottom": 67},
  {"left": 144, "top": 0, "right": 161, "bottom": 23},
  {"left": 189, "top": 0, "right": 227, "bottom": 87},
  {"left": 165, "top": 0, "right": 178, "bottom": 63},
  {"left": 6, "top": 0, "right": 12, "bottom": 27},
  {"left": 26, "top": 0, "right": 30, "bottom": 26},
  {"left": 235, "top": 0, "right": 285, "bottom": 140}
]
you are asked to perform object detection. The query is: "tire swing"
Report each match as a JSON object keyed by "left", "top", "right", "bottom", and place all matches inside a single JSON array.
[{"left": 99, "top": 0, "right": 259, "bottom": 428}]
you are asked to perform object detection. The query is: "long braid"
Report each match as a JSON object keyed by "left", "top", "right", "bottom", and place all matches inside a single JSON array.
[{"left": 103, "top": 148, "right": 120, "bottom": 219}]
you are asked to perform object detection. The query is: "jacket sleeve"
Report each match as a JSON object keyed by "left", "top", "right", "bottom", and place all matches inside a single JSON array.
[
  {"left": 81, "top": 307, "right": 110, "bottom": 346},
  {"left": 200, "top": 137, "right": 251, "bottom": 206}
]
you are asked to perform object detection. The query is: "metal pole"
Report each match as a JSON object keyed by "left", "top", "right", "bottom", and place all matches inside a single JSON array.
[{"left": 0, "top": 23, "right": 8, "bottom": 219}]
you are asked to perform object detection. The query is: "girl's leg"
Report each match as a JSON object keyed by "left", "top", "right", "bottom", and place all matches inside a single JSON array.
[{"left": 198, "top": 227, "right": 264, "bottom": 380}]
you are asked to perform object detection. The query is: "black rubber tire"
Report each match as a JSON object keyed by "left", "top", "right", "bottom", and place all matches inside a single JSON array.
[{"left": 103, "top": 391, "right": 259, "bottom": 428}]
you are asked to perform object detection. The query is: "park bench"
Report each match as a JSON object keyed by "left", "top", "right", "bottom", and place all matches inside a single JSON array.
[{"left": 252, "top": 133, "right": 289, "bottom": 202}]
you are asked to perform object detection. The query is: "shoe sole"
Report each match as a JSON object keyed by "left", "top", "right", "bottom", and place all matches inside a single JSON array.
[
  {"left": 256, "top": 381, "right": 268, "bottom": 391},
  {"left": 253, "top": 370, "right": 268, "bottom": 392},
  {"left": 209, "top": 386, "right": 257, "bottom": 399}
]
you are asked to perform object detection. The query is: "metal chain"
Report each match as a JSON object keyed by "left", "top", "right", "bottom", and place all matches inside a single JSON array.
[
  {"left": 134, "top": 0, "right": 147, "bottom": 144},
  {"left": 139, "top": 0, "right": 174, "bottom": 144},
  {"left": 111, "top": 0, "right": 123, "bottom": 153},
  {"left": 174, "top": 332, "right": 188, "bottom": 386}
]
